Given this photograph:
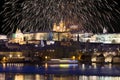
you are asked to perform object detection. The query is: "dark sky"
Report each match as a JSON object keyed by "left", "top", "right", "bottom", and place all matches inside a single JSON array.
[
  {"left": 0, "top": 0, "right": 4, "bottom": 34},
  {"left": 0, "top": 0, "right": 120, "bottom": 34}
]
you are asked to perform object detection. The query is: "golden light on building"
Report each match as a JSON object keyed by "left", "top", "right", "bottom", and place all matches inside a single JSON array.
[
  {"left": 59, "top": 20, "right": 65, "bottom": 32},
  {"left": 45, "top": 56, "right": 48, "bottom": 60},
  {"left": 53, "top": 20, "right": 68, "bottom": 32},
  {"left": 72, "top": 56, "right": 76, "bottom": 60},
  {"left": 9, "top": 28, "right": 25, "bottom": 44},
  {"left": 53, "top": 23, "right": 57, "bottom": 31},
  {"left": 9, "top": 54, "right": 13, "bottom": 58},
  {"left": 52, "top": 20, "right": 71, "bottom": 41}
]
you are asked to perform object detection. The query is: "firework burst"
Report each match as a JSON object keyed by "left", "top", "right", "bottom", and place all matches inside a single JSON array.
[{"left": 1, "top": 0, "right": 120, "bottom": 34}]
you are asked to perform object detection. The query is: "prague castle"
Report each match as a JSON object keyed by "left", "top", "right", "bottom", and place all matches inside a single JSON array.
[{"left": 0, "top": 20, "right": 120, "bottom": 44}]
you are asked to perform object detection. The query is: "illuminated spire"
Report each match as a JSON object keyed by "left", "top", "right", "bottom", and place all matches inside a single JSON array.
[
  {"left": 16, "top": 28, "right": 22, "bottom": 33},
  {"left": 59, "top": 20, "right": 64, "bottom": 31},
  {"left": 53, "top": 20, "right": 67, "bottom": 32},
  {"left": 103, "top": 27, "right": 107, "bottom": 33},
  {"left": 53, "top": 23, "right": 57, "bottom": 31}
]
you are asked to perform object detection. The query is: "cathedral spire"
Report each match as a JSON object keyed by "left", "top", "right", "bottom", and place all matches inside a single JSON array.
[
  {"left": 16, "top": 28, "right": 22, "bottom": 33},
  {"left": 103, "top": 27, "right": 107, "bottom": 33}
]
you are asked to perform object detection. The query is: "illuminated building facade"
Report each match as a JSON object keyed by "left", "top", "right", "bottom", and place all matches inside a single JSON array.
[
  {"left": 0, "top": 35, "right": 7, "bottom": 40},
  {"left": 9, "top": 20, "right": 71, "bottom": 44},
  {"left": 53, "top": 20, "right": 69, "bottom": 32},
  {"left": 0, "top": 34, "right": 8, "bottom": 44},
  {"left": 7, "top": 20, "right": 120, "bottom": 44},
  {"left": 9, "top": 29, "right": 24, "bottom": 44},
  {"left": 10, "top": 29, "right": 120, "bottom": 44},
  {"left": 9, "top": 30, "right": 70, "bottom": 44}
]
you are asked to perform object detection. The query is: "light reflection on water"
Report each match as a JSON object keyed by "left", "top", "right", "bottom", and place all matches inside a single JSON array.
[
  {"left": 0, "top": 73, "right": 120, "bottom": 80},
  {"left": 0, "top": 63, "right": 120, "bottom": 80}
]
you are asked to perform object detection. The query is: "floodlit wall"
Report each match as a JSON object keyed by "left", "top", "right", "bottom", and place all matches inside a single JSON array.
[
  {"left": 0, "top": 35, "right": 7, "bottom": 40},
  {"left": 72, "top": 33, "right": 120, "bottom": 43},
  {"left": 24, "top": 32, "right": 69, "bottom": 41},
  {"left": 10, "top": 31, "right": 120, "bottom": 44}
]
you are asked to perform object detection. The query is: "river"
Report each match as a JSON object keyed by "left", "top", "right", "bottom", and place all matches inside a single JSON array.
[{"left": 0, "top": 63, "right": 120, "bottom": 80}]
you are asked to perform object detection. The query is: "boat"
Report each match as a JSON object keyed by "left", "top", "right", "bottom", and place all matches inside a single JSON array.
[{"left": 45, "top": 58, "right": 78, "bottom": 64}]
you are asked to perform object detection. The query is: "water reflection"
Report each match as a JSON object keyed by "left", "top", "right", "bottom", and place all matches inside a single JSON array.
[
  {"left": 15, "top": 74, "right": 23, "bottom": 80},
  {"left": 0, "top": 63, "right": 119, "bottom": 80},
  {"left": 0, "top": 73, "right": 120, "bottom": 80}
]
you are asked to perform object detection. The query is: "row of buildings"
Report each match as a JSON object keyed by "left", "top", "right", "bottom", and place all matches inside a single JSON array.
[
  {"left": 0, "top": 21, "right": 120, "bottom": 62},
  {"left": 0, "top": 29, "right": 120, "bottom": 45},
  {"left": 0, "top": 20, "right": 120, "bottom": 44}
]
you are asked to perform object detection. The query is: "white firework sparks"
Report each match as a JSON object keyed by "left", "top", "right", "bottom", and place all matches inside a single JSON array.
[{"left": 1, "top": 0, "right": 120, "bottom": 34}]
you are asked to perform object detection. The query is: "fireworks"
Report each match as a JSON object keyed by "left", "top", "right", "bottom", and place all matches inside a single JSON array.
[{"left": 1, "top": 0, "right": 120, "bottom": 34}]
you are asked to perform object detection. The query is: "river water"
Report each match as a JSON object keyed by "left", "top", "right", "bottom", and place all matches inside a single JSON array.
[{"left": 0, "top": 63, "right": 120, "bottom": 80}]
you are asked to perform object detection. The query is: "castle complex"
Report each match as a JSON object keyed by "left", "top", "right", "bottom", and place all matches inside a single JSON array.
[{"left": 0, "top": 20, "right": 120, "bottom": 44}]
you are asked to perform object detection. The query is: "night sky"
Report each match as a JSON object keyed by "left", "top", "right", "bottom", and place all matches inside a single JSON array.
[
  {"left": 0, "top": 0, "right": 4, "bottom": 34},
  {"left": 0, "top": 0, "right": 120, "bottom": 34}
]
